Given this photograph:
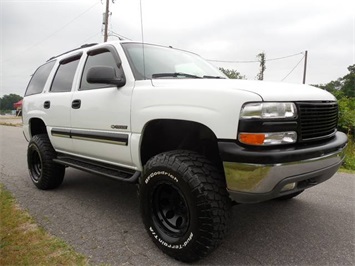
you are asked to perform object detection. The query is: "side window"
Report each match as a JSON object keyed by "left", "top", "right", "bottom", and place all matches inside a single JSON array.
[
  {"left": 50, "top": 56, "right": 81, "bottom": 93},
  {"left": 80, "top": 50, "right": 120, "bottom": 90},
  {"left": 25, "top": 61, "right": 56, "bottom": 96}
]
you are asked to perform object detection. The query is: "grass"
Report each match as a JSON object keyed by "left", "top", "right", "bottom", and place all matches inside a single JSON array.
[
  {"left": 341, "top": 136, "right": 355, "bottom": 173},
  {"left": 0, "top": 184, "right": 88, "bottom": 266}
]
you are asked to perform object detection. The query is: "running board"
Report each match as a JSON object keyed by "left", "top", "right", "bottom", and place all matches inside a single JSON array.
[{"left": 53, "top": 156, "right": 140, "bottom": 183}]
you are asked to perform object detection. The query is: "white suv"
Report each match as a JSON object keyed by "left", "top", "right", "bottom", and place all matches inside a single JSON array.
[{"left": 23, "top": 41, "right": 348, "bottom": 262}]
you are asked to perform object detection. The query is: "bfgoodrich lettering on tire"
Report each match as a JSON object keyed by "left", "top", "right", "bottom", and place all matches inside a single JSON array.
[
  {"left": 139, "top": 150, "right": 231, "bottom": 262},
  {"left": 27, "top": 134, "right": 65, "bottom": 190}
]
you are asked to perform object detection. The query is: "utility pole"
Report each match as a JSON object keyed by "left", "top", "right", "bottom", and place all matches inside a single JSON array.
[
  {"left": 257, "top": 52, "right": 266, "bottom": 81},
  {"left": 303, "top": 50, "right": 308, "bottom": 84},
  {"left": 103, "top": 0, "right": 112, "bottom": 42}
]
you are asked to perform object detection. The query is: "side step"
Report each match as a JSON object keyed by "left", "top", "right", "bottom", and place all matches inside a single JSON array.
[{"left": 53, "top": 156, "right": 140, "bottom": 183}]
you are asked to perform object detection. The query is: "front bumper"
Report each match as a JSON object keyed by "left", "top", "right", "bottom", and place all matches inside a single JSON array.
[{"left": 219, "top": 132, "right": 348, "bottom": 203}]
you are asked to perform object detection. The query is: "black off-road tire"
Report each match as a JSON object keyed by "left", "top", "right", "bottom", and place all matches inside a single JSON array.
[
  {"left": 276, "top": 190, "right": 304, "bottom": 200},
  {"left": 139, "top": 150, "right": 231, "bottom": 262},
  {"left": 27, "top": 134, "right": 65, "bottom": 190}
]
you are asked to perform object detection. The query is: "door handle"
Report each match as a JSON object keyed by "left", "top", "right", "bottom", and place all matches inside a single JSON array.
[
  {"left": 44, "top": 101, "right": 50, "bottom": 109},
  {"left": 72, "top": 99, "right": 81, "bottom": 109}
]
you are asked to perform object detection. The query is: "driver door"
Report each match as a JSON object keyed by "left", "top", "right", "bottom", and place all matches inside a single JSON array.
[{"left": 70, "top": 45, "right": 133, "bottom": 167}]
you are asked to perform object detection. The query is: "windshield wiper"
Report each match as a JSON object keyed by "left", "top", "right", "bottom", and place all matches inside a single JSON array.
[
  {"left": 152, "top": 72, "right": 202, "bottom": 79},
  {"left": 202, "top": 75, "right": 226, "bottom": 79}
]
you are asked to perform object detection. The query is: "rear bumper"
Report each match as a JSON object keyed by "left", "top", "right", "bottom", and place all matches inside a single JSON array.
[{"left": 218, "top": 132, "right": 348, "bottom": 203}]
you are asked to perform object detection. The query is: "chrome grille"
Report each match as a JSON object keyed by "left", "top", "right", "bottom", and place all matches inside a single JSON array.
[{"left": 297, "top": 102, "right": 338, "bottom": 141}]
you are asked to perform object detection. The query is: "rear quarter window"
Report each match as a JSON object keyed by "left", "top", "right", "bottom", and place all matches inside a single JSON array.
[{"left": 25, "top": 60, "right": 56, "bottom": 96}]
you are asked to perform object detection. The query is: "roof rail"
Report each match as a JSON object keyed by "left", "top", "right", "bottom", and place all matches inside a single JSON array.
[{"left": 47, "top": 43, "right": 98, "bottom": 61}]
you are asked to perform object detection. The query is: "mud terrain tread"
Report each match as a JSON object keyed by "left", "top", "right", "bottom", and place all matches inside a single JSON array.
[
  {"left": 141, "top": 150, "right": 231, "bottom": 262},
  {"left": 27, "top": 134, "right": 65, "bottom": 190}
]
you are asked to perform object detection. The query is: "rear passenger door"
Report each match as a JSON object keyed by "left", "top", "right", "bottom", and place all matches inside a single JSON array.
[
  {"left": 45, "top": 53, "right": 82, "bottom": 153},
  {"left": 70, "top": 45, "right": 133, "bottom": 167}
]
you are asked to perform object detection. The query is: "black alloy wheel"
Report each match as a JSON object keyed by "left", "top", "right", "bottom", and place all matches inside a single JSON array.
[
  {"left": 29, "top": 147, "right": 42, "bottom": 182},
  {"left": 152, "top": 183, "right": 189, "bottom": 238}
]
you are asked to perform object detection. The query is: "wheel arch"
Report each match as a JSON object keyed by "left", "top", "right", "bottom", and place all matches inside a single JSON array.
[
  {"left": 140, "top": 119, "right": 224, "bottom": 171},
  {"left": 29, "top": 118, "right": 48, "bottom": 138}
]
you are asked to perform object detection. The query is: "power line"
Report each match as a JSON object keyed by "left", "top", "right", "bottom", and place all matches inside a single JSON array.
[
  {"left": 2, "top": 2, "right": 100, "bottom": 63},
  {"left": 281, "top": 55, "right": 305, "bottom": 81},
  {"left": 109, "top": 30, "right": 132, "bottom": 41},
  {"left": 81, "top": 31, "right": 102, "bottom": 43},
  {"left": 206, "top": 52, "right": 303, "bottom": 64}
]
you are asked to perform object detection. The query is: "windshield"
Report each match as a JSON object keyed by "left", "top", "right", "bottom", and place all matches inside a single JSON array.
[{"left": 121, "top": 43, "right": 226, "bottom": 80}]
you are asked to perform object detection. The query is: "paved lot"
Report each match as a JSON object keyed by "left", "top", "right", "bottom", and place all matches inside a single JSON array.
[{"left": 1, "top": 125, "right": 354, "bottom": 265}]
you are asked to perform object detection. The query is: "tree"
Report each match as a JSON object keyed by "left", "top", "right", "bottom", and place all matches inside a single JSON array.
[
  {"left": 256, "top": 52, "right": 266, "bottom": 80},
  {"left": 315, "top": 64, "right": 355, "bottom": 135},
  {"left": 341, "top": 64, "right": 355, "bottom": 98},
  {"left": 0, "top": 94, "right": 23, "bottom": 111},
  {"left": 318, "top": 64, "right": 355, "bottom": 98},
  {"left": 337, "top": 97, "right": 355, "bottom": 135},
  {"left": 219, "top": 67, "right": 245, "bottom": 79}
]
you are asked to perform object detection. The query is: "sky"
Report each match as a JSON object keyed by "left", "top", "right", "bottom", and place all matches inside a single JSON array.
[{"left": 1, "top": 0, "right": 354, "bottom": 97}]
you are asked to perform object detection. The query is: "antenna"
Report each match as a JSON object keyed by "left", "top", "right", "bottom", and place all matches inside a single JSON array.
[
  {"left": 302, "top": 50, "right": 308, "bottom": 84},
  {"left": 140, "top": 0, "right": 146, "bottom": 79}
]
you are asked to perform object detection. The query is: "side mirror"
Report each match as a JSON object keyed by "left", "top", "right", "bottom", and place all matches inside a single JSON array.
[{"left": 87, "top": 66, "right": 126, "bottom": 87}]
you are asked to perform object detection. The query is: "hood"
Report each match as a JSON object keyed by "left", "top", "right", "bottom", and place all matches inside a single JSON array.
[{"left": 151, "top": 79, "right": 336, "bottom": 102}]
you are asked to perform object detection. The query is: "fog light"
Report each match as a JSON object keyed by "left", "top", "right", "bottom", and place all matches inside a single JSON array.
[{"left": 281, "top": 182, "right": 296, "bottom": 192}]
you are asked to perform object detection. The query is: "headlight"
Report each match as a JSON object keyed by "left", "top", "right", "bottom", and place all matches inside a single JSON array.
[
  {"left": 238, "top": 102, "right": 298, "bottom": 146},
  {"left": 241, "top": 102, "right": 297, "bottom": 119}
]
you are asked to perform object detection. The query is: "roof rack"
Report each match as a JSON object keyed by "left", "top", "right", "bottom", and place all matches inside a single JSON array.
[{"left": 47, "top": 43, "right": 98, "bottom": 61}]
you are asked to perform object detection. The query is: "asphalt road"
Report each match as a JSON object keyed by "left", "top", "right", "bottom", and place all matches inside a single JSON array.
[{"left": 1, "top": 125, "right": 354, "bottom": 265}]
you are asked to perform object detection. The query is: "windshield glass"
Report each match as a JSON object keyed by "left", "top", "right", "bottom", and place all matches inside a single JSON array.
[{"left": 121, "top": 43, "right": 226, "bottom": 80}]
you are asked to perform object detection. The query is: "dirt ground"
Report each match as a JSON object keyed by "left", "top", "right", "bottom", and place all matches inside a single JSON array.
[{"left": 0, "top": 115, "right": 23, "bottom": 127}]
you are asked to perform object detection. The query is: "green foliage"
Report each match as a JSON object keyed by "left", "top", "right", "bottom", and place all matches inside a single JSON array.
[
  {"left": 315, "top": 64, "right": 355, "bottom": 135},
  {"left": 315, "top": 64, "right": 355, "bottom": 171},
  {"left": 219, "top": 67, "right": 245, "bottom": 79},
  {"left": 338, "top": 97, "right": 355, "bottom": 135},
  {"left": 256, "top": 52, "right": 266, "bottom": 80},
  {"left": 318, "top": 64, "right": 354, "bottom": 98},
  {"left": 342, "top": 65, "right": 355, "bottom": 98},
  {"left": 0, "top": 94, "right": 23, "bottom": 111},
  {"left": 1, "top": 110, "right": 12, "bottom": 115},
  {"left": 343, "top": 137, "right": 355, "bottom": 171}
]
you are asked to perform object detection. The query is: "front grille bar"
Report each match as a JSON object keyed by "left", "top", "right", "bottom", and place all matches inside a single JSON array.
[{"left": 297, "top": 102, "right": 338, "bottom": 142}]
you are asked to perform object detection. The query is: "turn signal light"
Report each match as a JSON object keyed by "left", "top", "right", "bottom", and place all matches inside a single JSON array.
[
  {"left": 239, "top": 133, "right": 265, "bottom": 145},
  {"left": 238, "top": 131, "right": 297, "bottom": 146}
]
